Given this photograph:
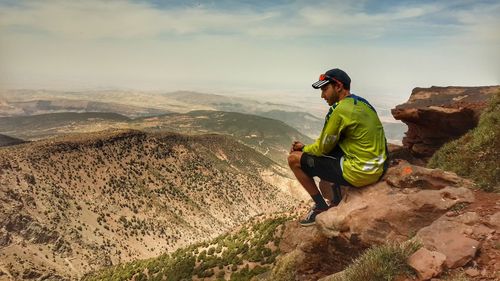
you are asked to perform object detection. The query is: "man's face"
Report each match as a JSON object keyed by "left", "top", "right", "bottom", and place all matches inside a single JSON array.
[{"left": 320, "top": 83, "right": 340, "bottom": 106}]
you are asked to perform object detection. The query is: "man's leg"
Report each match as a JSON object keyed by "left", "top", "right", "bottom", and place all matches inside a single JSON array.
[
  {"left": 319, "top": 180, "right": 344, "bottom": 206},
  {"left": 288, "top": 151, "right": 319, "bottom": 195},
  {"left": 319, "top": 180, "right": 333, "bottom": 205},
  {"left": 288, "top": 151, "right": 329, "bottom": 226}
]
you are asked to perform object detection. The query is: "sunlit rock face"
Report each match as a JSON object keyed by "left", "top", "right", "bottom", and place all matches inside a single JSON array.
[{"left": 391, "top": 86, "right": 499, "bottom": 158}]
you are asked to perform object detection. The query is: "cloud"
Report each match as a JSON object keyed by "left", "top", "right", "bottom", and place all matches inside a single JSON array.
[
  {"left": 0, "top": 0, "right": 498, "bottom": 100},
  {"left": 0, "top": 0, "right": 280, "bottom": 40},
  {"left": 0, "top": 0, "right": 498, "bottom": 45}
]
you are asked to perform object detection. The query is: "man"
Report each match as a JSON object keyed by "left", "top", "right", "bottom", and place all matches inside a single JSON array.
[{"left": 288, "top": 68, "right": 387, "bottom": 226}]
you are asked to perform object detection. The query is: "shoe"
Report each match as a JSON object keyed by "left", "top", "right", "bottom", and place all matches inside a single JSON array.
[{"left": 299, "top": 207, "right": 328, "bottom": 227}]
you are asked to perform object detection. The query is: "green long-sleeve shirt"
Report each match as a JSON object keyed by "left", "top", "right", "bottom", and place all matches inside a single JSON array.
[{"left": 303, "top": 94, "right": 387, "bottom": 187}]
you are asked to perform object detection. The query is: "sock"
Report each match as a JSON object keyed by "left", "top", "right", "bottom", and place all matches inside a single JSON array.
[
  {"left": 331, "top": 183, "right": 342, "bottom": 206},
  {"left": 312, "top": 193, "right": 328, "bottom": 209}
]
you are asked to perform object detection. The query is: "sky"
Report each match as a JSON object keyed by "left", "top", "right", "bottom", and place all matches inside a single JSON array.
[{"left": 1, "top": 0, "right": 499, "bottom": 108}]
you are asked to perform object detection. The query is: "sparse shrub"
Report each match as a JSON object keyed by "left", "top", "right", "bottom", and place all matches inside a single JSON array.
[
  {"left": 328, "top": 240, "right": 422, "bottom": 281},
  {"left": 24, "top": 173, "right": 36, "bottom": 185},
  {"left": 216, "top": 270, "right": 225, "bottom": 279},
  {"left": 443, "top": 272, "right": 470, "bottom": 281},
  {"left": 207, "top": 247, "right": 215, "bottom": 256}
]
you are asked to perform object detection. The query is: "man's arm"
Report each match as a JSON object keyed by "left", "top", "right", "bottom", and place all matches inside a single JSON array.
[{"left": 303, "top": 107, "right": 345, "bottom": 156}]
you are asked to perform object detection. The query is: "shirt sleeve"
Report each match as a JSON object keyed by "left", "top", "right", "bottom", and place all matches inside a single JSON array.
[{"left": 303, "top": 106, "right": 346, "bottom": 156}]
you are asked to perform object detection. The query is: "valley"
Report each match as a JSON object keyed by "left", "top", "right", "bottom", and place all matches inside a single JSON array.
[{"left": 0, "top": 130, "right": 303, "bottom": 280}]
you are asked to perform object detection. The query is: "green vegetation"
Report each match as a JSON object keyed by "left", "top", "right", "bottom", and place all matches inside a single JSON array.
[
  {"left": 84, "top": 216, "right": 289, "bottom": 281},
  {"left": 266, "top": 250, "right": 301, "bottom": 281},
  {"left": 443, "top": 272, "right": 470, "bottom": 281},
  {"left": 328, "top": 240, "right": 421, "bottom": 281},
  {"left": 428, "top": 92, "right": 500, "bottom": 192}
]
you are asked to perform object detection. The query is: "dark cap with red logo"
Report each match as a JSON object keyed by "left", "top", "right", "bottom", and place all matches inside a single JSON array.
[{"left": 312, "top": 68, "right": 351, "bottom": 90}]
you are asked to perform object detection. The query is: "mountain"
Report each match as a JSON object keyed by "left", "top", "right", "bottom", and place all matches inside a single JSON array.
[
  {"left": 0, "top": 130, "right": 300, "bottom": 280},
  {"left": 1, "top": 90, "right": 408, "bottom": 143},
  {"left": 1, "top": 111, "right": 313, "bottom": 166},
  {"left": 0, "top": 99, "right": 168, "bottom": 118},
  {"left": 258, "top": 110, "right": 323, "bottom": 138},
  {"left": 0, "top": 134, "right": 26, "bottom": 147},
  {"left": 0, "top": 112, "right": 131, "bottom": 140},
  {"left": 135, "top": 111, "right": 313, "bottom": 166},
  {"left": 383, "top": 122, "right": 407, "bottom": 145},
  {"left": 0, "top": 90, "right": 327, "bottom": 140}
]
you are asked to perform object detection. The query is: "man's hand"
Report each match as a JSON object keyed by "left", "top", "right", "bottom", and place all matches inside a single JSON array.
[{"left": 290, "top": 141, "right": 305, "bottom": 153}]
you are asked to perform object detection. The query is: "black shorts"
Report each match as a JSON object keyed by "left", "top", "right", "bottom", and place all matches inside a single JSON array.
[{"left": 300, "top": 146, "right": 352, "bottom": 186}]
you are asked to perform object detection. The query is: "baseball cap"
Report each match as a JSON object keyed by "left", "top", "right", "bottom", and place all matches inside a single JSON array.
[{"left": 312, "top": 68, "right": 351, "bottom": 89}]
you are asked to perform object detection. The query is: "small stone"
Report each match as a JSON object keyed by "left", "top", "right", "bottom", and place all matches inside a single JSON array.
[
  {"left": 492, "top": 259, "right": 500, "bottom": 270},
  {"left": 465, "top": 268, "right": 479, "bottom": 277},
  {"left": 407, "top": 248, "right": 446, "bottom": 280},
  {"left": 463, "top": 228, "right": 473, "bottom": 235}
]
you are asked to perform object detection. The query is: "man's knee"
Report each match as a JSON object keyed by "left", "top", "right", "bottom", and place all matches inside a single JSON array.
[{"left": 288, "top": 152, "right": 302, "bottom": 169}]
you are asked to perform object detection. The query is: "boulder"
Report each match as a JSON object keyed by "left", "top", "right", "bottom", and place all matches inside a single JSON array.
[
  {"left": 415, "top": 212, "right": 492, "bottom": 268},
  {"left": 391, "top": 86, "right": 499, "bottom": 158},
  {"left": 488, "top": 211, "right": 500, "bottom": 231},
  {"left": 407, "top": 248, "right": 446, "bottom": 280},
  {"left": 315, "top": 162, "right": 474, "bottom": 245}
]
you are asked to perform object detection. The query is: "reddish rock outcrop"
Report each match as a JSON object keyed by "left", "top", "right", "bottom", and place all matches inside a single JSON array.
[
  {"left": 278, "top": 162, "right": 489, "bottom": 280},
  {"left": 391, "top": 86, "right": 500, "bottom": 158},
  {"left": 315, "top": 162, "right": 475, "bottom": 245}
]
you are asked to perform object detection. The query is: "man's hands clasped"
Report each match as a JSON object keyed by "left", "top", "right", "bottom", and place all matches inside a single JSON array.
[{"left": 290, "top": 141, "right": 305, "bottom": 153}]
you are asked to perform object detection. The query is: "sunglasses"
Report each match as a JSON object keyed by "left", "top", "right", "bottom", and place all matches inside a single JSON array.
[{"left": 319, "top": 74, "right": 342, "bottom": 86}]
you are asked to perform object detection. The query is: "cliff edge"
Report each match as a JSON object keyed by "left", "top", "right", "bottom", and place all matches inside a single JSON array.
[{"left": 391, "top": 86, "right": 499, "bottom": 158}]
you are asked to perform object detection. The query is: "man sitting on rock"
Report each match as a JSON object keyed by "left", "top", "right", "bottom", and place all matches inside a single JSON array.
[{"left": 288, "top": 68, "right": 388, "bottom": 226}]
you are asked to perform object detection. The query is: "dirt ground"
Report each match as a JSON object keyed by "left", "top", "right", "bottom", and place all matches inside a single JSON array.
[{"left": 456, "top": 190, "right": 500, "bottom": 280}]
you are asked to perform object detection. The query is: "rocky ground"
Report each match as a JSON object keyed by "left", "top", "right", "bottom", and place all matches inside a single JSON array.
[{"left": 275, "top": 161, "right": 499, "bottom": 281}]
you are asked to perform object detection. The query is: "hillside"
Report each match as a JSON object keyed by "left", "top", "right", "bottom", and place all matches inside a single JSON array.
[
  {"left": 0, "top": 130, "right": 301, "bottom": 280},
  {"left": 0, "top": 112, "right": 131, "bottom": 140},
  {"left": 135, "top": 111, "right": 313, "bottom": 166},
  {"left": 0, "top": 134, "right": 26, "bottom": 147},
  {"left": 428, "top": 91, "right": 499, "bottom": 192},
  {"left": 84, "top": 215, "right": 293, "bottom": 281}
]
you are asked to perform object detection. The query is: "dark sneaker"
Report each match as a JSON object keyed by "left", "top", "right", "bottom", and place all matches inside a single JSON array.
[{"left": 299, "top": 207, "right": 328, "bottom": 227}]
